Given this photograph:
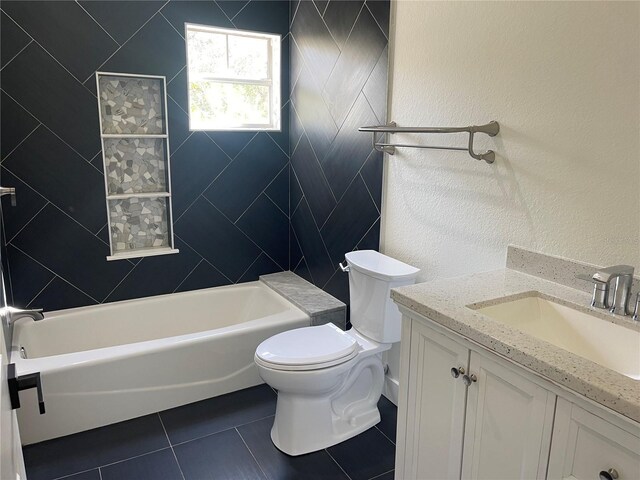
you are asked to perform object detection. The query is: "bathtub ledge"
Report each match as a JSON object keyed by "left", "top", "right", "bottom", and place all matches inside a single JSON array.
[{"left": 260, "top": 271, "right": 347, "bottom": 329}]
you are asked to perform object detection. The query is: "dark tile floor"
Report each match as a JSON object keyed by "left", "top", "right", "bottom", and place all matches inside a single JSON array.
[{"left": 23, "top": 384, "right": 397, "bottom": 480}]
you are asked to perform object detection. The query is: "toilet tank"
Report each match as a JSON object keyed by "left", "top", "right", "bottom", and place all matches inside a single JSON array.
[{"left": 345, "top": 250, "right": 420, "bottom": 343}]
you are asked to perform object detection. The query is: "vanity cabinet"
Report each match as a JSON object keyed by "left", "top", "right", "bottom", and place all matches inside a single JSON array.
[
  {"left": 397, "top": 318, "right": 553, "bottom": 480},
  {"left": 547, "top": 399, "right": 640, "bottom": 480},
  {"left": 396, "top": 311, "right": 640, "bottom": 480}
]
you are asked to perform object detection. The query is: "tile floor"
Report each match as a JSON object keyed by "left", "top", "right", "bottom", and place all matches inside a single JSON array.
[{"left": 23, "top": 384, "right": 397, "bottom": 480}]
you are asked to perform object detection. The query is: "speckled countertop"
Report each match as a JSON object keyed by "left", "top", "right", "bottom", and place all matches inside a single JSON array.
[{"left": 391, "top": 268, "right": 640, "bottom": 423}]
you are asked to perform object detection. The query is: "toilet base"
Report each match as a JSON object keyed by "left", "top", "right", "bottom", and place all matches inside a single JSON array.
[{"left": 268, "top": 355, "right": 385, "bottom": 456}]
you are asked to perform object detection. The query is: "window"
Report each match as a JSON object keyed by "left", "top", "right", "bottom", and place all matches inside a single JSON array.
[{"left": 185, "top": 24, "right": 281, "bottom": 131}]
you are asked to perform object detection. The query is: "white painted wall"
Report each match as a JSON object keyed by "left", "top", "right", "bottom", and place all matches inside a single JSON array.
[
  {"left": 383, "top": 0, "right": 639, "bottom": 278},
  {"left": 382, "top": 1, "right": 640, "bottom": 401}
]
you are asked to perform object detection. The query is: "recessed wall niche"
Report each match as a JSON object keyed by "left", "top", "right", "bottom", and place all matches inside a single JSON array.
[{"left": 96, "top": 72, "right": 177, "bottom": 260}]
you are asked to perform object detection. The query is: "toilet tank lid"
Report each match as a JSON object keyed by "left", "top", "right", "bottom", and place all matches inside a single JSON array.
[{"left": 345, "top": 250, "right": 420, "bottom": 281}]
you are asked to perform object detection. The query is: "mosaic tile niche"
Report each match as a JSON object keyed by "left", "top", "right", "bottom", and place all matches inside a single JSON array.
[
  {"left": 96, "top": 72, "right": 176, "bottom": 259},
  {"left": 98, "top": 75, "right": 164, "bottom": 134},
  {"left": 103, "top": 138, "right": 167, "bottom": 195},
  {"left": 108, "top": 197, "right": 169, "bottom": 251}
]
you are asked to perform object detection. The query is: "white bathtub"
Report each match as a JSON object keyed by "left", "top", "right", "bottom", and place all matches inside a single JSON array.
[{"left": 11, "top": 281, "right": 309, "bottom": 445}]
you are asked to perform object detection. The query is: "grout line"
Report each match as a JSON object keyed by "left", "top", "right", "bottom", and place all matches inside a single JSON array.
[
  {"left": 0, "top": 122, "right": 41, "bottom": 164},
  {"left": 318, "top": 148, "right": 380, "bottom": 231},
  {"left": 229, "top": 1, "right": 250, "bottom": 22},
  {"left": 212, "top": 0, "right": 235, "bottom": 25},
  {"left": 167, "top": 65, "right": 186, "bottom": 85},
  {"left": 172, "top": 258, "right": 203, "bottom": 293},
  {"left": 172, "top": 130, "right": 255, "bottom": 225},
  {"left": 200, "top": 194, "right": 288, "bottom": 273},
  {"left": 159, "top": 11, "right": 185, "bottom": 39},
  {"left": 321, "top": 267, "right": 339, "bottom": 290},
  {"left": 368, "top": 468, "right": 395, "bottom": 480},
  {"left": 360, "top": 171, "right": 381, "bottom": 215},
  {"left": 311, "top": 0, "right": 341, "bottom": 56},
  {"left": 100, "top": 257, "right": 139, "bottom": 303},
  {"left": 158, "top": 413, "right": 187, "bottom": 480},
  {"left": 51, "top": 466, "right": 103, "bottom": 480},
  {"left": 289, "top": 226, "right": 317, "bottom": 285},
  {"left": 25, "top": 275, "right": 56, "bottom": 309},
  {"left": 98, "top": 467, "right": 103, "bottom": 480},
  {"left": 354, "top": 215, "right": 381, "bottom": 251},
  {"left": 172, "top": 233, "right": 234, "bottom": 285},
  {"left": 0, "top": 9, "right": 98, "bottom": 97},
  {"left": 264, "top": 190, "right": 289, "bottom": 219},
  {"left": 8, "top": 242, "right": 100, "bottom": 304},
  {"left": 5, "top": 200, "right": 49, "bottom": 245},
  {"left": 236, "top": 427, "right": 270, "bottom": 479},
  {"left": 290, "top": 0, "right": 301, "bottom": 27},
  {"left": 267, "top": 130, "right": 290, "bottom": 159},
  {"left": 0, "top": 88, "right": 103, "bottom": 173},
  {"left": 293, "top": 255, "right": 304, "bottom": 272},
  {"left": 374, "top": 424, "right": 396, "bottom": 446},
  {"left": 168, "top": 93, "right": 188, "bottom": 116},
  {"left": 82, "top": 2, "right": 169, "bottom": 84},
  {"left": 86, "top": 446, "right": 171, "bottom": 473},
  {"left": 0, "top": 39, "right": 33, "bottom": 72},
  {"left": 343, "top": 1, "right": 368, "bottom": 52},
  {"left": 170, "top": 130, "right": 195, "bottom": 157},
  {"left": 320, "top": 0, "right": 330, "bottom": 17},
  {"left": 2, "top": 164, "right": 108, "bottom": 240},
  {"left": 325, "top": 448, "right": 354, "bottom": 480},
  {"left": 169, "top": 413, "right": 276, "bottom": 448},
  {"left": 75, "top": 0, "right": 121, "bottom": 47},
  {"left": 234, "top": 163, "right": 288, "bottom": 225},
  {"left": 235, "top": 252, "right": 263, "bottom": 284},
  {"left": 365, "top": 1, "right": 389, "bottom": 41}
]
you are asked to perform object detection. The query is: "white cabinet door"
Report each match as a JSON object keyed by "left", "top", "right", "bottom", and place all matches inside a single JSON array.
[
  {"left": 461, "top": 351, "right": 555, "bottom": 480},
  {"left": 548, "top": 398, "right": 640, "bottom": 480},
  {"left": 397, "top": 318, "right": 469, "bottom": 480}
]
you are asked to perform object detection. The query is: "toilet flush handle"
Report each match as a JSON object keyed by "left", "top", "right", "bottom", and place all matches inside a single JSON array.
[{"left": 339, "top": 262, "right": 350, "bottom": 273}]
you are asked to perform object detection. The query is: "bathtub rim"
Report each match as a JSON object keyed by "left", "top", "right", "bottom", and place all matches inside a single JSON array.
[{"left": 11, "top": 281, "right": 308, "bottom": 376}]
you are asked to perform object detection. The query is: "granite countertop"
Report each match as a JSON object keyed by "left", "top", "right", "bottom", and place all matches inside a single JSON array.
[{"left": 391, "top": 268, "right": 640, "bottom": 423}]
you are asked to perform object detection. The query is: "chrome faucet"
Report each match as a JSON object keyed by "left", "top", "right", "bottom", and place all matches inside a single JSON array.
[
  {"left": 2, "top": 307, "right": 44, "bottom": 326},
  {"left": 592, "top": 265, "right": 635, "bottom": 316}
]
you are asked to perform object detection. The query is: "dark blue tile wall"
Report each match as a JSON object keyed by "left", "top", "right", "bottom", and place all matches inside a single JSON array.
[
  {"left": 0, "top": 0, "right": 291, "bottom": 311},
  {"left": 0, "top": 0, "right": 388, "bottom": 313},
  {"left": 289, "top": 0, "right": 389, "bottom": 307}
]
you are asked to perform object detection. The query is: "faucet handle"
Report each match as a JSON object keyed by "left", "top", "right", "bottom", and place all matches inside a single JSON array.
[
  {"left": 593, "top": 265, "right": 635, "bottom": 283},
  {"left": 633, "top": 293, "right": 639, "bottom": 322},
  {"left": 577, "top": 273, "right": 610, "bottom": 309}
]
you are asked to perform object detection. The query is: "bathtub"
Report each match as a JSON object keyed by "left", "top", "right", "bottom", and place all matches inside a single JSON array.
[{"left": 11, "top": 281, "right": 309, "bottom": 445}]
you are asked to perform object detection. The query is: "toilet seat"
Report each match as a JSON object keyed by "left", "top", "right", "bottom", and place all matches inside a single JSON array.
[{"left": 255, "top": 323, "right": 359, "bottom": 371}]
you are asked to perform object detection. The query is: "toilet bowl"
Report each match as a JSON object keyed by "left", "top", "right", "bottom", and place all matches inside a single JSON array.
[{"left": 255, "top": 250, "right": 419, "bottom": 456}]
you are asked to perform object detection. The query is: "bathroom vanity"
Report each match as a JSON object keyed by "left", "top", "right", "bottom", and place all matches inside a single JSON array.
[{"left": 391, "top": 249, "right": 640, "bottom": 480}]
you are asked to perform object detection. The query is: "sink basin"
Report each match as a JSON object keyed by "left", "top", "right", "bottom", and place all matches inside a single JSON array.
[{"left": 473, "top": 295, "right": 640, "bottom": 380}]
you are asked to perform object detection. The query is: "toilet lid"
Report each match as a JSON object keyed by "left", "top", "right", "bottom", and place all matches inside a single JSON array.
[{"left": 255, "top": 323, "right": 358, "bottom": 368}]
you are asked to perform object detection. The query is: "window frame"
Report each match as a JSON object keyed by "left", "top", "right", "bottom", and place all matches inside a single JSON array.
[{"left": 184, "top": 23, "right": 281, "bottom": 132}]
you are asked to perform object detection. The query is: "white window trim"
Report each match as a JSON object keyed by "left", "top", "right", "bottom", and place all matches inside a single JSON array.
[{"left": 185, "top": 23, "right": 281, "bottom": 132}]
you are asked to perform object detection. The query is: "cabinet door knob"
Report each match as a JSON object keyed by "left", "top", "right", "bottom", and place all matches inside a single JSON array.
[
  {"left": 462, "top": 373, "right": 477, "bottom": 386},
  {"left": 599, "top": 469, "right": 619, "bottom": 480},
  {"left": 450, "top": 366, "right": 465, "bottom": 378}
]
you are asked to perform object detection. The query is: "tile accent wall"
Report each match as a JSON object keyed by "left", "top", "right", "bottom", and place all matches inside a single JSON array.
[
  {"left": 289, "top": 0, "right": 389, "bottom": 308},
  {"left": 0, "top": 0, "right": 290, "bottom": 311}
]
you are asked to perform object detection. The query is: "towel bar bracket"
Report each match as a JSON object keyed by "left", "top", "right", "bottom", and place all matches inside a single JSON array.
[{"left": 362, "top": 121, "right": 499, "bottom": 164}]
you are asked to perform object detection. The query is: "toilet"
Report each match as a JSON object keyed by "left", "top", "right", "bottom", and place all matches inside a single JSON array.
[{"left": 254, "top": 250, "right": 420, "bottom": 456}]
